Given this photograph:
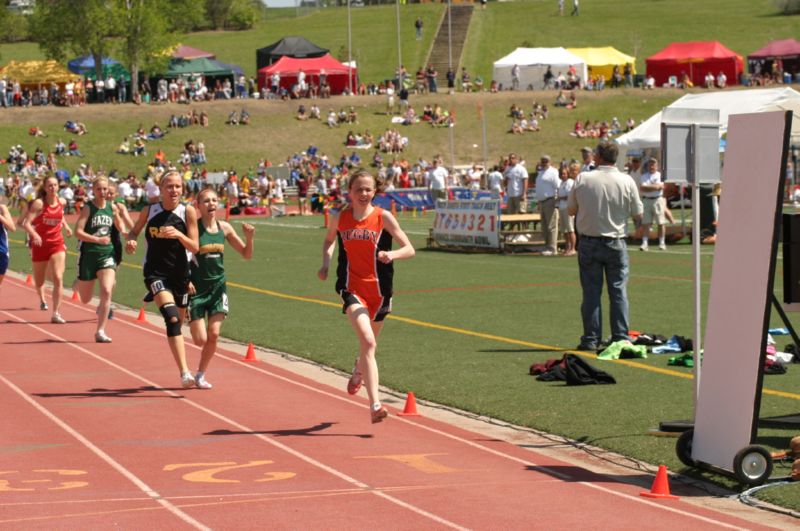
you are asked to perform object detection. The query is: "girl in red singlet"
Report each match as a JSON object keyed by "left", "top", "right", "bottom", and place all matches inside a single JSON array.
[
  {"left": 23, "top": 175, "right": 72, "bottom": 323},
  {"left": 318, "top": 168, "right": 415, "bottom": 423}
]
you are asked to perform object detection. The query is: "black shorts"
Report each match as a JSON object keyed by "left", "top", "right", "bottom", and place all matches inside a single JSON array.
[{"left": 144, "top": 277, "right": 189, "bottom": 308}]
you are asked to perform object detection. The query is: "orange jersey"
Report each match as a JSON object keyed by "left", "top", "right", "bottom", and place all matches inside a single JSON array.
[{"left": 335, "top": 206, "right": 394, "bottom": 319}]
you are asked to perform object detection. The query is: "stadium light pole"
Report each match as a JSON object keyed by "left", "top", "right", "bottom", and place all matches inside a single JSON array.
[
  {"left": 347, "top": 0, "right": 353, "bottom": 94},
  {"left": 395, "top": 0, "right": 402, "bottom": 87},
  {"left": 447, "top": 0, "right": 455, "bottom": 168}
]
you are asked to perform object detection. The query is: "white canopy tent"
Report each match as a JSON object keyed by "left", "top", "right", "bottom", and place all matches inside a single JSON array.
[
  {"left": 616, "top": 87, "right": 800, "bottom": 161},
  {"left": 492, "top": 47, "right": 587, "bottom": 90}
]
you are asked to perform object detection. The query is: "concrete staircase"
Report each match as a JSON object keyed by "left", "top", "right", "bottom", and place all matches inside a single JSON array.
[{"left": 426, "top": 4, "right": 474, "bottom": 79}]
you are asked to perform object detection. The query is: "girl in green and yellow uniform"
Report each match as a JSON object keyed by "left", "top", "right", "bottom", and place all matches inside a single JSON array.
[
  {"left": 74, "top": 176, "right": 123, "bottom": 342},
  {"left": 188, "top": 188, "right": 255, "bottom": 389}
]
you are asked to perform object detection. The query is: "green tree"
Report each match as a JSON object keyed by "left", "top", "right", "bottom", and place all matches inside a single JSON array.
[
  {"left": 205, "top": 0, "right": 234, "bottom": 29},
  {"left": 162, "top": 0, "right": 207, "bottom": 32},
  {"left": 29, "top": 0, "right": 119, "bottom": 81},
  {"left": 117, "top": 0, "right": 177, "bottom": 100}
]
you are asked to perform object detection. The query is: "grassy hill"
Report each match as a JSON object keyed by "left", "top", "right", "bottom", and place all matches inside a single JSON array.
[{"left": 1, "top": 1, "right": 798, "bottom": 83}]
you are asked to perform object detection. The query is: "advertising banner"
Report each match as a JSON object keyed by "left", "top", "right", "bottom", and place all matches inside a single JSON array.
[{"left": 431, "top": 199, "right": 501, "bottom": 249}]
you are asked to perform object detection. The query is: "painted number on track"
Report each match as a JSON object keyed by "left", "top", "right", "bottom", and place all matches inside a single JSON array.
[
  {"left": 0, "top": 469, "right": 88, "bottom": 492},
  {"left": 163, "top": 461, "right": 296, "bottom": 484}
]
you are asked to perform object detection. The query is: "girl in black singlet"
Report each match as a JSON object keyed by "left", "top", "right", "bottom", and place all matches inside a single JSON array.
[{"left": 126, "top": 171, "right": 199, "bottom": 388}]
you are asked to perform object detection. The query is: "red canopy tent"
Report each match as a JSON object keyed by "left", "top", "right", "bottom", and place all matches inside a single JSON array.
[
  {"left": 172, "top": 45, "right": 215, "bottom": 60},
  {"left": 646, "top": 41, "right": 743, "bottom": 87},
  {"left": 257, "top": 54, "right": 356, "bottom": 95},
  {"left": 748, "top": 39, "right": 800, "bottom": 81}
]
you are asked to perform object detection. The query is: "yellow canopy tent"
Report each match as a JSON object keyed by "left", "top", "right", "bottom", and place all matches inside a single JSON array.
[
  {"left": 0, "top": 60, "right": 76, "bottom": 87},
  {"left": 567, "top": 47, "right": 636, "bottom": 82}
]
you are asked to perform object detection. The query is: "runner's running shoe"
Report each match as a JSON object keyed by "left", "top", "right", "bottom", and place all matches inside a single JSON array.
[
  {"left": 195, "top": 373, "right": 213, "bottom": 390},
  {"left": 371, "top": 405, "right": 388, "bottom": 424},
  {"left": 347, "top": 359, "right": 362, "bottom": 395},
  {"left": 94, "top": 331, "right": 112, "bottom": 343},
  {"left": 51, "top": 313, "right": 66, "bottom": 324},
  {"left": 180, "top": 372, "right": 196, "bottom": 389}
]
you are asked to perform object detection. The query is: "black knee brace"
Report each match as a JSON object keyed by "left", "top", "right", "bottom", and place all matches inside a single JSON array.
[{"left": 159, "top": 303, "right": 182, "bottom": 337}]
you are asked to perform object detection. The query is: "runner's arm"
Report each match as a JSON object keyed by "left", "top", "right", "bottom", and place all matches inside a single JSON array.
[
  {"left": 0, "top": 204, "right": 15, "bottom": 232},
  {"left": 23, "top": 199, "right": 43, "bottom": 245},
  {"left": 125, "top": 204, "right": 150, "bottom": 254},
  {"left": 317, "top": 211, "right": 340, "bottom": 280},
  {"left": 378, "top": 210, "right": 415, "bottom": 263},
  {"left": 221, "top": 220, "right": 255, "bottom": 260},
  {"left": 59, "top": 198, "right": 73, "bottom": 238}
]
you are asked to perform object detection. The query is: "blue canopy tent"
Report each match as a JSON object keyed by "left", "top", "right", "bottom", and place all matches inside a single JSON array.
[{"left": 67, "top": 55, "right": 131, "bottom": 81}]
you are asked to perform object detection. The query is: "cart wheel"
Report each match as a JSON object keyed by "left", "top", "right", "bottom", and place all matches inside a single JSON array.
[
  {"left": 732, "top": 445, "right": 773, "bottom": 485},
  {"left": 676, "top": 429, "right": 697, "bottom": 468}
]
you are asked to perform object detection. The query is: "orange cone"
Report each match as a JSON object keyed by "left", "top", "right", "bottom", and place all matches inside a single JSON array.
[
  {"left": 25, "top": 274, "right": 33, "bottom": 286},
  {"left": 71, "top": 290, "right": 80, "bottom": 302},
  {"left": 136, "top": 307, "right": 147, "bottom": 323},
  {"left": 243, "top": 342, "right": 258, "bottom": 362},
  {"left": 397, "top": 392, "right": 421, "bottom": 417},
  {"left": 640, "top": 465, "right": 679, "bottom": 500}
]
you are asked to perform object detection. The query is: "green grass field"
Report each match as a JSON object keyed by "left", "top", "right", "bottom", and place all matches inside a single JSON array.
[{"left": 2, "top": 0, "right": 800, "bottom": 510}]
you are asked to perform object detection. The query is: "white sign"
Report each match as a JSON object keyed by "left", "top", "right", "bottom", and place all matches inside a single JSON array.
[{"left": 432, "top": 199, "right": 500, "bottom": 249}]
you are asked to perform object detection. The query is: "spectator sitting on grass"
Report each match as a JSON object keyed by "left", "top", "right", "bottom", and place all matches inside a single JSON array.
[
  {"left": 239, "top": 109, "right": 250, "bottom": 125},
  {"left": 54, "top": 139, "right": 66, "bottom": 156},
  {"left": 65, "top": 120, "right": 87, "bottom": 135},
  {"left": 347, "top": 106, "right": 358, "bottom": 124},
  {"left": 117, "top": 138, "right": 131, "bottom": 155},
  {"left": 133, "top": 138, "right": 146, "bottom": 157},
  {"left": 309, "top": 104, "right": 321, "bottom": 120},
  {"left": 401, "top": 106, "right": 418, "bottom": 126},
  {"left": 29, "top": 126, "right": 47, "bottom": 138},
  {"left": 326, "top": 110, "right": 338, "bottom": 128},
  {"left": 148, "top": 123, "right": 165, "bottom": 140},
  {"left": 68, "top": 139, "right": 83, "bottom": 157},
  {"left": 226, "top": 110, "right": 239, "bottom": 125},
  {"left": 296, "top": 104, "right": 308, "bottom": 120},
  {"left": 554, "top": 90, "right": 569, "bottom": 107}
]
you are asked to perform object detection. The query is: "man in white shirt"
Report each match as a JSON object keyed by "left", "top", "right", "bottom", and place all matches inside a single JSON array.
[
  {"left": 503, "top": 153, "right": 528, "bottom": 214},
  {"left": 467, "top": 164, "right": 483, "bottom": 192},
  {"left": 716, "top": 71, "right": 727, "bottom": 89},
  {"left": 487, "top": 165, "right": 504, "bottom": 197},
  {"left": 639, "top": 157, "right": 667, "bottom": 251},
  {"left": 427, "top": 157, "right": 449, "bottom": 202},
  {"left": 535, "top": 155, "right": 561, "bottom": 255},
  {"left": 567, "top": 142, "right": 643, "bottom": 351}
]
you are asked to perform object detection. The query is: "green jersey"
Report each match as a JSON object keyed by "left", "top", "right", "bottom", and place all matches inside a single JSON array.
[
  {"left": 80, "top": 201, "right": 114, "bottom": 255},
  {"left": 191, "top": 221, "right": 225, "bottom": 292}
]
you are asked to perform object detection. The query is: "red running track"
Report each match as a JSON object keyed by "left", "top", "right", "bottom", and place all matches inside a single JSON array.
[{"left": 0, "top": 277, "right": 787, "bottom": 529}]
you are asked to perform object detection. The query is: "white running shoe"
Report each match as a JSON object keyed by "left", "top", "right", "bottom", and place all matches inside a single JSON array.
[
  {"left": 658, "top": 243, "right": 667, "bottom": 251},
  {"left": 195, "top": 373, "right": 213, "bottom": 390},
  {"left": 180, "top": 372, "right": 196, "bottom": 389},
  {"left": 51, "top": 313, "right": 66, "bottom": 324},
  {"left": 95, "top": 331, "right": 112, "bottom": 343},
  {"left": 639, "top": 243, "right": 649, "bottom": 251},
  {"left": 40, "top": 301, "right": 48, "bottom": 311}
]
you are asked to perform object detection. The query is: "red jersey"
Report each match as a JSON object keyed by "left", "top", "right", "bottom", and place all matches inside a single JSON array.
[
  {"left": 31, "top": 200, "right": 66, "bottom": 262},
  {"left": 335, "top": 206, "right": 394, "bottom": 319}
]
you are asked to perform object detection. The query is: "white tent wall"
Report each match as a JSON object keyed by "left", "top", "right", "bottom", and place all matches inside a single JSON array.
[
  {"left": 492, "top": 47, "right": 587, "bottom": 90},
  {"left": 615, "top": 87, "right": 800, "bottom": 164}
]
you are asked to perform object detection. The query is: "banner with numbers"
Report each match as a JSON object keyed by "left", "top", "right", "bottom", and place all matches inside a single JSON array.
[{"left": 431, "top": 199, "right": 501, "bottom": 249}]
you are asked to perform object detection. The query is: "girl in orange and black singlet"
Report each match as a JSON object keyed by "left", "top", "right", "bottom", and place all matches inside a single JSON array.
[{"left": 318, "top": 168, "right": 415, "bottom": 424}]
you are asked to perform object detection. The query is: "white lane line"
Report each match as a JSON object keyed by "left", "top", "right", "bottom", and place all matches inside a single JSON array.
[
  {"left": 108, "top": 311, "right": 744, "bottom": 529},
  {"left": 1, "top": 309, "right": 467, "bottom": 531},
  {"left": 0, "top": 371, "right": 209, "bottom": 531}
]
